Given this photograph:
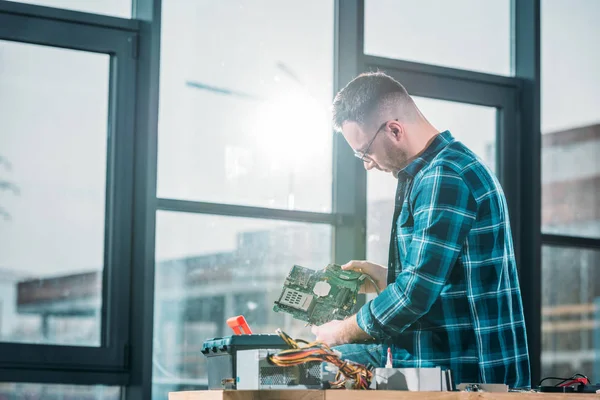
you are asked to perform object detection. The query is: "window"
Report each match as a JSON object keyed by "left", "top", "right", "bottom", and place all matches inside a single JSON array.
[
  {"left": 541, "top": 246, "right": 600, "bottom": 383},
  {"left": 154, "top": 3, "right": 338, "bottom": 397},
  {"left": 0, "top": 0, "right": 537, "bottom": 396},
  {"left": 541, "top": 128, "right": 600, "bottom": 238},
  {"left": 158, "top": 0, "right": 335, "bottom": 212},
  {"left": 0, "top": 40, "right": 109, "bottom": 346},
  {"left": 6, "top": 0, "right": 132, "bottom": 18},
  {"left": 364, "top": 0, "right": 512, "bottom": 75},
  {"left": 152, "top": 211, "right": 332, "bottom": 398},
  {"left": 0, "top": 383, "right": 121, "bottom": 399},
  {"left": 367, "top": 97, "right": 497, "bottom": 266},
  {"left": 541, "top": 0, "right": 600, "bottom": 239},
  {"left": 540, "top": 0, "right": 600, "bottom": 384}
]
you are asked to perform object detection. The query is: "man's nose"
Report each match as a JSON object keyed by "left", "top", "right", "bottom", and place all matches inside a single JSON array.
[{"left": 364, "top": 160, "right": 375, "bottom": 170}]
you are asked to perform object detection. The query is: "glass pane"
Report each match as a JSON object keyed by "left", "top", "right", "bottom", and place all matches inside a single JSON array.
[
  {"left": 0, "top": 383, "right": 120, "bottom": 399},
  {"left": 541, "top": 246, "right": 600, "bottom": 384},
  {"left": 364, "top": 0, "right": 512, "bottom": 76},
  {"left": 158, "top": 0, "right": 334, "bottom": 212},
  {"left": 6, "top": 0, "right": 131, "bottom": 18},
  {"left": 151, "top": 211, "right": 332, "bottom": 398},
  {"left": 367, "top": 97, "right": 497, "bottom": 266},
  {"left": 0, "top": 41, "right": 109, "bottom": 346},
  {"left": 541, "top": 0, "right": 600, "bottom": 239}
]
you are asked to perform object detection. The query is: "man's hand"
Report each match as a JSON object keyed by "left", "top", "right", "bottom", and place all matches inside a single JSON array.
[
  {"left": 342, "top": 260, "right": 387, "bottom": 294},
  {"left": 311, "top": 319, "right": 346, "bottom": 347},
  {"left": 311, "top": 315, "right": 373, "bottom": 347}
]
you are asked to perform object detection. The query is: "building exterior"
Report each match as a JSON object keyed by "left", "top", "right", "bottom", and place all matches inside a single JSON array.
[{"left": 0, "top": 268, "right": 26, "bottom": 342}]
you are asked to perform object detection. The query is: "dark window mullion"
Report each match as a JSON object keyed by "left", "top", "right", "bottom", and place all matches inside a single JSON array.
[
  {"left": 0, "top": 0, "right": 139, "bottom": 32},
  {"left": 541, "top": 234, "right": 600, "bottom": 250}
]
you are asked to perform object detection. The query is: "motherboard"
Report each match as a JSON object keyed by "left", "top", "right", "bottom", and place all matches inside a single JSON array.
[{"left": 272, "top": 264, "right": 364, "bottom": 326}]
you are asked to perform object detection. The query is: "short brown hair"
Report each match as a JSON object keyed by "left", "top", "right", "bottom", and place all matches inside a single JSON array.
[{"left": 332, "top": 71, "right": 413, "bottom": 132}]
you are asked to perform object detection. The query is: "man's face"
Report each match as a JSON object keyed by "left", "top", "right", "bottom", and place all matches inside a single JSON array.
[{"left": 341, "top": 120, "right": 409, "bottom": 178}]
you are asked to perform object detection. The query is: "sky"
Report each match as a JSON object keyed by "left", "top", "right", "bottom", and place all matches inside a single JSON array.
[{"left": 0, "top": 0, "right": 599, "bottom": 278}]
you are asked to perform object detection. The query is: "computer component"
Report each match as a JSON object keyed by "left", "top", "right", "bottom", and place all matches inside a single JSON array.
[
  {"left": 273, "top": 264, "right": 364, "bottom": 325},
  {"left": 539, "top": 384, "right": 600, "bottom": 393},
  {"left": 538, "top": 374, "right": 599, "bottom": 393},
  {"left": 201, "top": 334, "right": 289, "bottom": 389},
  {"left": 236, "top": 349, "right": 322, "bottom": 390},
  {"left": 372, "top": 367, "right": 455, "bottom": 391},
  {"left": 458, "top": 383, "right": 508, "bottom": 392},
  {"left": 268, "top": 329, "right": 372, "bottom": 390}
]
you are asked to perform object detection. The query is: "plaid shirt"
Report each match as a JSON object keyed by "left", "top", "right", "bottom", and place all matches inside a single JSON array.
[{"left": 356, "top": 131, "right": 531, "bottom": 388}]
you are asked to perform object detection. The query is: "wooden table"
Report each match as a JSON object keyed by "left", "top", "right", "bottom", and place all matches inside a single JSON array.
[{"left": 169, "top": 391, "right": 600, "bottom": 400}]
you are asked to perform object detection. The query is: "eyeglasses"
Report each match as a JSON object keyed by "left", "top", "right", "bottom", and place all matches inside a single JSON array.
[{"left": 353, "top": 119, "right": 395, "bottom": 162}]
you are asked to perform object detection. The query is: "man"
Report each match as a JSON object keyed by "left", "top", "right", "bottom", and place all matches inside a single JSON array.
[{"left": 312, "top": 72, "right": 531, "bottom": 388}]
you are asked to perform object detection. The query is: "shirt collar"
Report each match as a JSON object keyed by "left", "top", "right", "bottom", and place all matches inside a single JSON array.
[{"left": 400, "top": 130, "right": 455, "bottom": 178}]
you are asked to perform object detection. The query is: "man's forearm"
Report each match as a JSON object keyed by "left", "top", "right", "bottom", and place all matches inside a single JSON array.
[{"left": 340, "top": 314, "right": 373, "bottom": 343}]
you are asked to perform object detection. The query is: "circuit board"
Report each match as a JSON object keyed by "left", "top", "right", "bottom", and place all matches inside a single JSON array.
[{"left": 272, "top": 264, "right": 364, "bottom": 326}]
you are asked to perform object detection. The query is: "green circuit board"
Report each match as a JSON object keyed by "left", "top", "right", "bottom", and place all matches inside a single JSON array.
[{"left": 272, "top": 264, "right": 364, "bottom": 326}]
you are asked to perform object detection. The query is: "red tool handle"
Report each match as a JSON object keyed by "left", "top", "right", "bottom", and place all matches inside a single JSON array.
[{"left": 226, "top": 315, "right": 253, "bottom": 335}]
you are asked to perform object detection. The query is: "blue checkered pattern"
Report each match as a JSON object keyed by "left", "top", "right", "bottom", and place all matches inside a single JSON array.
[{"left": 356, "top": 131, "right": 531, "bottom": 388}]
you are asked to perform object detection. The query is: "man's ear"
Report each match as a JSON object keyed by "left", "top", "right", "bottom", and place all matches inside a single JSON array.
[{"left": 388, "top": 120, "right": 403, "bottom": 140}]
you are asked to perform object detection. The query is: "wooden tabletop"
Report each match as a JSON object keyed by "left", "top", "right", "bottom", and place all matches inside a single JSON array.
[{"left": 168, "top": 390, "right": 600, "bottom": 400}]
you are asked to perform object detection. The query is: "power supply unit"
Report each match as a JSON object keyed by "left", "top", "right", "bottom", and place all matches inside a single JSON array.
[{"left": 236, "top": 349, "right": 323, "bottom": 390}]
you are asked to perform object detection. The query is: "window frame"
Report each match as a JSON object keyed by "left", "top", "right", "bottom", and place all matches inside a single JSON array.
[
  {"left": 338, "top": 0, "right": 538, "bottom": 385},
  {"left": 517, "top": 0, "right": 600, "bottom": 383},
  {"left": 0, "top": 0, "right": 571, "bottom": 395},
  {"left": 0, "top": 1, "right": 137, "bottom": 383},
  {"left": 135, "top": 0, "right": 546, "bottom": 395}
]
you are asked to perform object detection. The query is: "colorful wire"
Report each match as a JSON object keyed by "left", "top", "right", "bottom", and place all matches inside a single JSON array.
[{"left": 267, "top": 329, "right": 373, "bottom": 390}]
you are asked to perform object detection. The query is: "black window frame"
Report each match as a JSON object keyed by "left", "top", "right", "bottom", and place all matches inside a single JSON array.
[
  {"left": 0, "top": 0, "right": 137, "bottom": 385},
  {"left": 534, "top": 0, "right": 600, "bottom": 383},
  {"left": 335, "top": 0, "right": 538, "bottom": 383},
  {"left": 0, "top": 0, "right": 555, "bottom": 396}
]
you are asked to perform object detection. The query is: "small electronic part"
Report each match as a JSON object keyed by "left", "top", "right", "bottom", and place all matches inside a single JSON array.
[
  {"left": 537, "top": 374, "right": 600, "bottom": 393},
  {"left": 385, "top": 347, "right": 393, "bottom": 368},
  {"left": 458, "top": 383, "right": 508, "bottom": 392},
  {"left": 320, "top": 363, "right": 340, "bottom": 388},
  {"left": 273, "top": 264, "right": 363, "bottom": 325},
  {"left": 278, "top": 288, "right": 314, "bottom": 312},
  {"left": 538, "top": 385, "right": 600, "bottom": 394},
  {"left": 226, "top": 315, "right": 253, "bottom": 334},
  {"left": 313, "top": 281, "right": 331, "bottom": 297},
  {"left": 373, "top": 367, "right": 454, "bottom": 391}
]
